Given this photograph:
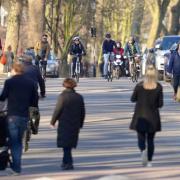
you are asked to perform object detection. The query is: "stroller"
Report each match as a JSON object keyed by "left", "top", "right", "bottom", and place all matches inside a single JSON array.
[{"left": 0, "top": 110, "right": 9, "bottom": 170}]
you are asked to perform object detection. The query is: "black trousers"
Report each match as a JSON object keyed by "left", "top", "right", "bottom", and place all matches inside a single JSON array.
[
  {"left": 72, "top": 57, "right": 82, "bottom": 76},
  {"left": 40, "top": 60, "right": 47, "bottom": 77},
  {"left": 137, "top": 132, "right": 155, "bottom": 161},
  {"left": 63, "top": 147, "right": 73, "bottom": 164},
  {"left": 173, "top": 75, "right": 180, "bottom": 94}
]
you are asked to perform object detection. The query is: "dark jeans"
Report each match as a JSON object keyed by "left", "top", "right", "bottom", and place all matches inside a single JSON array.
[
  {"left": 40, "top": 60, "right": 47, "bottom": 77},
  {"left": 63, "top": 147, "right": 73, "bottom": 165},
  {"left": 8, "top": 116, "right": 28, "bottom": 173},
  {"left": 137, "top": 132, "right": 155, "bottom": 161},
  {"left": 173, "top": 75, "right": 180, "bottom": 94}
]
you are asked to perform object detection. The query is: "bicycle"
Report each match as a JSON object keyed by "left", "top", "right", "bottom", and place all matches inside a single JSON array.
[
  {"left": 107, "top": 53, "right": 114, "bottom": 82},
  {"left": 71, "top": 54, "right": 81, "bottom": 83},
  {"left": 129, "top": 55, "right": 141, "bottom": 83}
]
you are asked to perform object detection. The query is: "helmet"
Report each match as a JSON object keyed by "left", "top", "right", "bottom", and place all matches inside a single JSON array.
[
  {"left": 73, "top": 36, "right": 80, "bottom": 41},
  {"left": 105, "top": 33, "right": 111, "bottom": 39}
]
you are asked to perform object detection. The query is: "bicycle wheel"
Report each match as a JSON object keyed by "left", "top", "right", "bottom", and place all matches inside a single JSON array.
[{"left": 131, "top": 64, "right": 136, "bottom": 83}]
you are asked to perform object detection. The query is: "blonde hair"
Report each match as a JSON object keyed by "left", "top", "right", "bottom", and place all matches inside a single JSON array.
[{"left": 143, "top": 65, "right": 157, "bottom": 89}]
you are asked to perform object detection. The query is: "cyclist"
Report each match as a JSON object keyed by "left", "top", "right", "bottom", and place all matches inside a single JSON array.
[
  {"left": 102, "top": 33, "right": 116, "bottom": 78},
  {"left": 34, "top": 34, "right": 50, "bottom": 78},
  {"left": 124, "top": 36, "right": 141, "bottom": 76},
  {"left": 69, "top": 36, "right": 86, "bottom": 77},
  {"left": 113, "top": 41, "right": 125, "bottom": 75}
]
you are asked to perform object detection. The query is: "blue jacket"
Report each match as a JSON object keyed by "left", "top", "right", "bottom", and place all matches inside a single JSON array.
[
  {"left": 168, "top": 51, "right": 180, "bottom": 75},
  {"left": 102, "top": 39, "right": 116, "bottom": 54}
]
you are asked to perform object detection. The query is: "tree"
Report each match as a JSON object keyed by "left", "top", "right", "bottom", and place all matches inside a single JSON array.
[
  {"left": 27, "top": 0, "right": 46, "bottom": 47},
  {"left": 131, "top": 0, "right": 145, "bottom": 41},
  {"left": 169, "top": 0, "right": 180, "bottom": 34},
  {"left": 146, "top": 0, "right": 170, "bottom": 47},
  {"left": 5, "top": 0, "right": 23, "bottom": 54}
]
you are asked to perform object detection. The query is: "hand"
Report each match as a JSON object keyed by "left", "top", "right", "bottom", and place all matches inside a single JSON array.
[
  {"left": 50, "top": 124, "right": 55, "bottom": 129},
  {"left": 44, "top": 58, "right": 47, "bottom": 61}
]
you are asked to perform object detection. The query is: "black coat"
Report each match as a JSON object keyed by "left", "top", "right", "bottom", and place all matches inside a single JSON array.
[
  {"left": 0, "top": 75, "right": 38, "bottom": 117},
  {"left": 130, "top": 82, "right": 163, "bottom": 133},
  {"left": 51, "top": 89, "right": 85, "bottom": 148},
  {"left": 23, "top": 61, "right": 45, "bottom": 97}
]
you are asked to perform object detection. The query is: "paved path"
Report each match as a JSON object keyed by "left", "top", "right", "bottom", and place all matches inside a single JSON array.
[{"left": 0, "top": 77, "right": 180, "bottom": 180}]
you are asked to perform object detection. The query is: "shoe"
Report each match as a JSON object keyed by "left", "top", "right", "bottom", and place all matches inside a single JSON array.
[
  {"left": 62, "top": 164, "right": 74, "bottom": 170},
  {"left": 141, "top": 150, "right": 147, "bottom": 166},
  {"left": 6, "top": 168, "right": 20, "bottom": 176},
  {"left": 147, "top": 162, "right": 152, "bottom": 167}
]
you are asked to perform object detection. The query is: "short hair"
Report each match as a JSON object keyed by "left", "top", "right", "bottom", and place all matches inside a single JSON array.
[
  {"left": 63, "top": 78, "right": 77, "bottom": 89},
  {"left": 13, "top": 62, "right": 24, "bottom": 74}
]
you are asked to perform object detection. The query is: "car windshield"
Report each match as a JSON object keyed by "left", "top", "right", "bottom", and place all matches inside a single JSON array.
[
  {"left": 48, "top": 53, "right": 56, "bottom": 61},
  {"left": 160, "top": 37, "right": 180, "bottom": 50}
]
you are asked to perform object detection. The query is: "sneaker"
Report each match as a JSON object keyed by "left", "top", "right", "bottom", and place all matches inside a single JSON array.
[
  {"left": 141, "top": 150, "right": 147, "bottom": 166},
  {"left": 147, "top": 162, "right": 152, "bottom": 167},
  {"left": 6, "top": 168, "right": 20, "bottom": 176}
]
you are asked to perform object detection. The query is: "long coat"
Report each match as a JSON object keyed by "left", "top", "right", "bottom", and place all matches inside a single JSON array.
[
  {"left": 130, "top": 82, "right": 163, "bottom": 133},
  {"left": 51, "top": 88, "right": 85, "bottom": 148}
]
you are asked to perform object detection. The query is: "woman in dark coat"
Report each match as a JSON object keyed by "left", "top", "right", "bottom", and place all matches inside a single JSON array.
[
  {"left": 130, "top": 65, "right": 163, "bottom": 167},
  {"left": 50, "top": 78, "right": 85, "bottom": 170}
]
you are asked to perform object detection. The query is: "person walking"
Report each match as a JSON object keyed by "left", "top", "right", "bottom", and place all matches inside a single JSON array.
[
  {"left": 130, "top": 65, "right": 163, "bottom": 167},
  {"left": 167, "top": 42, "right": 180, "bottom": 100},
  {"left": 50, "top": 78, "right": 85, "bottom": 170},
  {"left": 0, "top": 62, "right": 38, "bottom": 175},
  {"left": 5, "top": 45, "right": 14, "bottom": 77}
]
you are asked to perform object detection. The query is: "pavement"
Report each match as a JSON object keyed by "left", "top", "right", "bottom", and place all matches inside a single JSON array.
[{"left": 0, "top": 77, "right": 180, "bottom": 180}]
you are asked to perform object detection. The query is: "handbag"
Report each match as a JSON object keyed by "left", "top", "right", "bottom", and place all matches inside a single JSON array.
[
  {"left": 0, "top": 53, "right": 7, "bottom": 65},
  {"left": 176, "top": 86, "right": 180, "bottom": 102}
]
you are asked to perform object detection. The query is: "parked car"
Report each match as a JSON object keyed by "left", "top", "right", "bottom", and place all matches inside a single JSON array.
[
  {"left": 46, "top": 53, "right": 60, "bottom": 77},
  {"left": 154, "top": 35, "right": 180, "bottom": 80},
  {"left": 164, "top": 43, "right": 178, "bottom": 82}
]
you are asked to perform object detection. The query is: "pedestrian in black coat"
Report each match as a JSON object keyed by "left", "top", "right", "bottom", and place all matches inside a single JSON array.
[
  {"left": 50, "top": 78, "right": 85, "bottom": 170},
  {"left": 130, "top": 65, "right": 163, "bottom": 167}
]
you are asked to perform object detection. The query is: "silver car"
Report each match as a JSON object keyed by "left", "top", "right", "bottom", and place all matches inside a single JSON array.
[{"left": 46, "top": 53, "right": 60, "bottom": 77}]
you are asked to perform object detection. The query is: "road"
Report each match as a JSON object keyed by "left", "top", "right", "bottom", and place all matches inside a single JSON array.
[{"left": 0, "top": 77, "right": 180, "bottom": 180}]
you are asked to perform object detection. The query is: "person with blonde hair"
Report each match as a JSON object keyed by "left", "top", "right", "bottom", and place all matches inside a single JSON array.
[
  {"left": 130, "top": 65, "right": 163, "bottom": 167},
  {"left": 50, "top": 78, "right": 85, "bottom": 170}
]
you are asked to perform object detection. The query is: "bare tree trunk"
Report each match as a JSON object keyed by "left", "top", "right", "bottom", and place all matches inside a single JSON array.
[
  {"left": 147, "top": 0, "right": 170, "bottom": 47},
  {"left": 27, "top": 0, "right": 46, "bottom": 47},
  {"left": 131, "top": 0, "right": 145, "bottom": 41},
  {"left": 5, "top": 0, "right": 23, "bottom": 54},
  {"left": 169, "top": 0, "right": 180, "bottom": 34}
]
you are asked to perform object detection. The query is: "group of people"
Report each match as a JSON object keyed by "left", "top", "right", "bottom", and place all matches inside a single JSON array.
[
  {"left": 0, "top": 34, "right": 180, "bottom": 176},
  {"left": 102, "top": 33, "right": 141, "bottom": 78}
]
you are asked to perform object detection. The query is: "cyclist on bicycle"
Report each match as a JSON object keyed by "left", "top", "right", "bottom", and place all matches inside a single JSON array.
[
  {"left": 102, "top": 33, "right": 116, "bottom": 78},
  {"left": 69, "top": 36, "right": 86, "bottom": 77},
  {"left": 124, "top": 36, "right": 141, "bottom": 75},
  {"left": 34, "top": 34, "right": 50, "bottom": 78}
]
